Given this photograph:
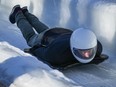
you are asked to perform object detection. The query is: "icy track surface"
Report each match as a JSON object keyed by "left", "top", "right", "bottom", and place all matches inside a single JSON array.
[{"left": 0, "top": 0, "right": 116, "bottom": 87}]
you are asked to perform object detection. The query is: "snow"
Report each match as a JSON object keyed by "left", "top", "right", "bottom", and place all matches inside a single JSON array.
[
  {"left": 0, "top": 41, "right": 80, "bottom": 87},
  {"left": 0, "top": 0, "right": 116, "bottom": 87}
]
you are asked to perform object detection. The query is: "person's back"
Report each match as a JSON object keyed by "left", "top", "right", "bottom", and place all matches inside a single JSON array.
[{"left": 31, "top": 28, "right": 78, "bottom": 66}]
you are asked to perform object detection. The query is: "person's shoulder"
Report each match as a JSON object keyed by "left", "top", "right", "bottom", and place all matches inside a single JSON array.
[{"left": 48, "top": 27, "right": 73, "bottom": 33}]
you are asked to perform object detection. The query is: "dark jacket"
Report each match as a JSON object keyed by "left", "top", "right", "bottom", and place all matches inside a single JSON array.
[
  {"left": 31, "top": 28, "right": 78, "bottom": 66},
  {"left": 30, "top": 28, "right": 102, "bottom": 67}
]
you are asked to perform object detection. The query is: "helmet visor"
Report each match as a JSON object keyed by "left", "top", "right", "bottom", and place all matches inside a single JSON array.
[{"left": 73, "top": 47, "right": 97, "bottom": 59}]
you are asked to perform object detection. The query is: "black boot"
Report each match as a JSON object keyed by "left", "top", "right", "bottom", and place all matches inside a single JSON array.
[
  {"left": 22, "top": 6, "right": 28, "bottom": 14},
  {"left": 9, "top": 5, "right": 21, "bottom": 24}
]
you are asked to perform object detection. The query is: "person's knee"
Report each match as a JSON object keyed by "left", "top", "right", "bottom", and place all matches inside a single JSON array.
[{"left": 27, "top": 34, "right": 41, "bottom": 47}]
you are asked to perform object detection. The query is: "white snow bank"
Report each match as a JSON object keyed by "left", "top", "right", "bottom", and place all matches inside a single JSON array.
[{"left": 0, "top": 42, "right": 80, "bottom": 87}]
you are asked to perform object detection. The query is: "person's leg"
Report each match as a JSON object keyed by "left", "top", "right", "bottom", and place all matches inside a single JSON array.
[
  {"left": 22, "top": 7, "right": 49, "bottom": 34},
  {"left": 15, "top": 11, "right": 41, "bottom": 47}
]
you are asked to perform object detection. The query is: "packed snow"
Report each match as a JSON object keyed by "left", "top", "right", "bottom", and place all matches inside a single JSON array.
[{"left": 0, "top": 0, "right": 116, "bottom": 87}]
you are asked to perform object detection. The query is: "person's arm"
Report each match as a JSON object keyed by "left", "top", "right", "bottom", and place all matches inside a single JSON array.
[{"left": 95, "top": 40, "right": 103, "bottom": 57}]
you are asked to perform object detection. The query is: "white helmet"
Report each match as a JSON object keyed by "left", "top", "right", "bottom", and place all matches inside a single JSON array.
[{"left": 70, "top": 28, "right": 97, "bottom": 63}]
